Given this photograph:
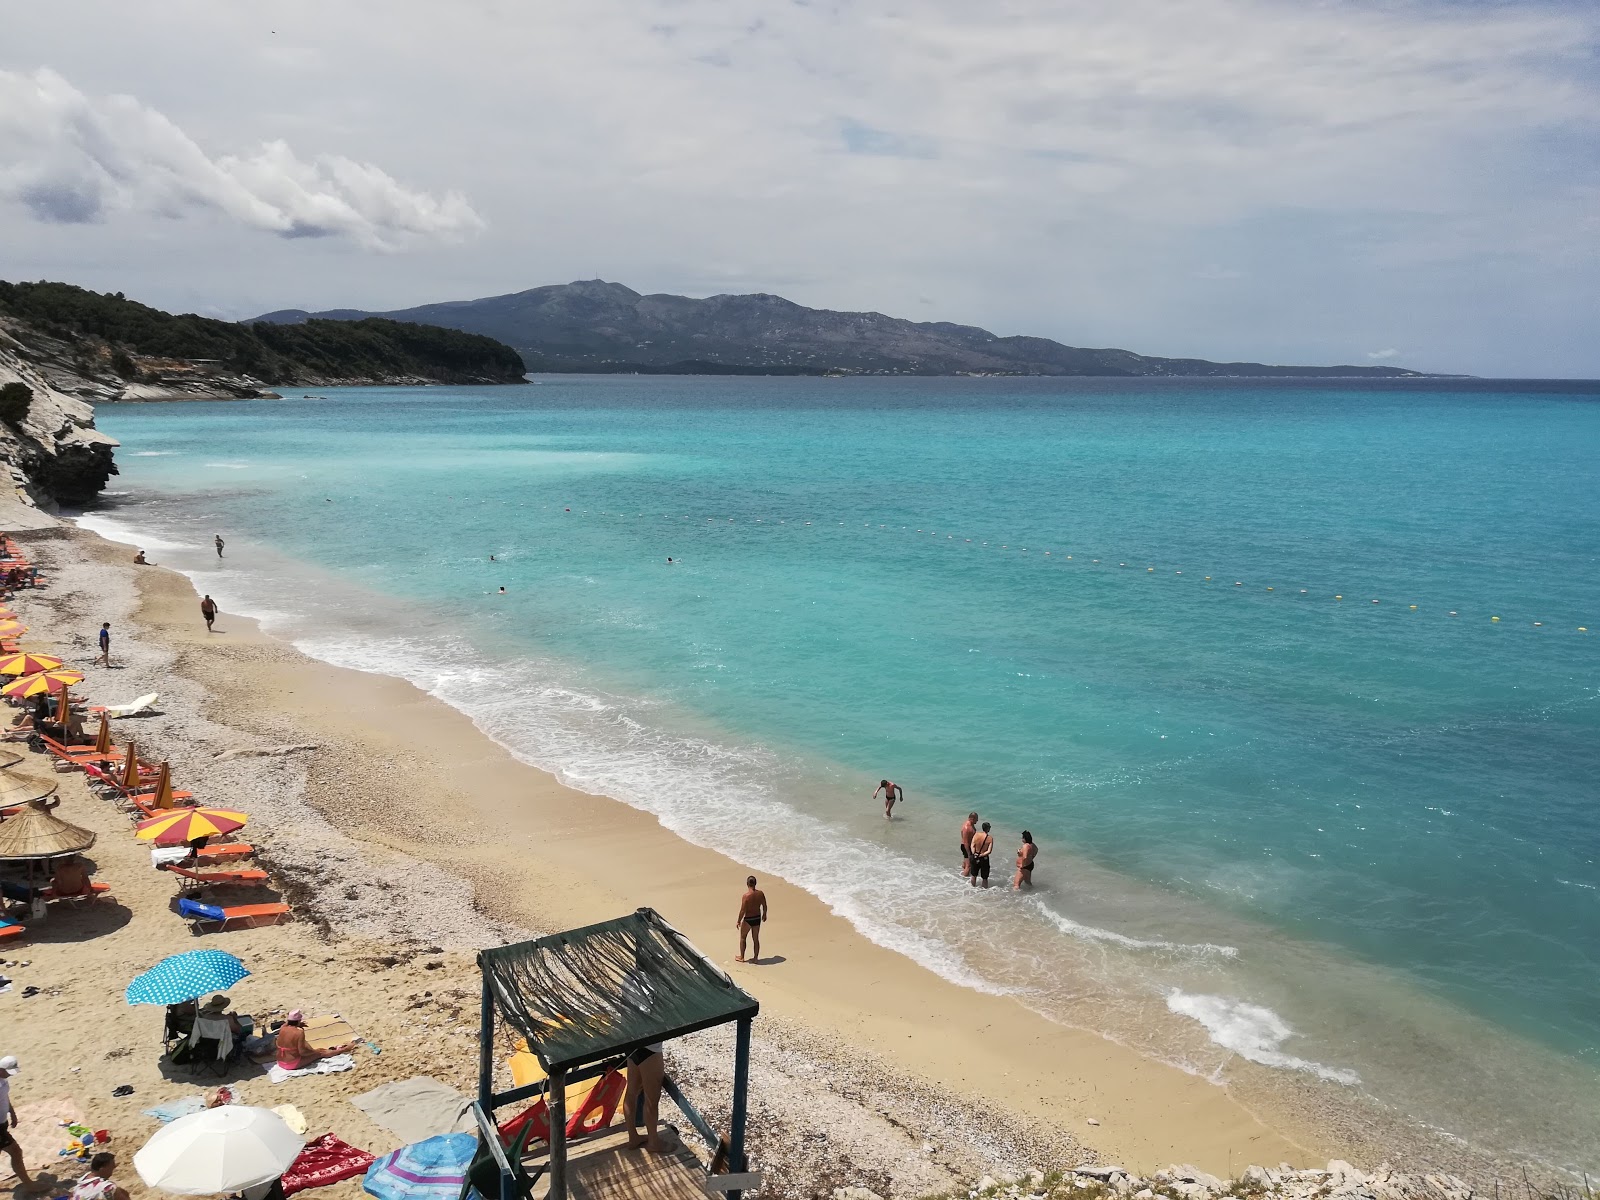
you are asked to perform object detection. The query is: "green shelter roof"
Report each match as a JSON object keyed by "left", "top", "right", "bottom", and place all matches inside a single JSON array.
[{"left": 479, "top": 907, "right": 759, "bottom": 1073}]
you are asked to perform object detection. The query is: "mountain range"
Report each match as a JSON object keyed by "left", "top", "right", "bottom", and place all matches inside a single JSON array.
[{"left": 252, "top": 280, "right": 1433, "bottom": 378}]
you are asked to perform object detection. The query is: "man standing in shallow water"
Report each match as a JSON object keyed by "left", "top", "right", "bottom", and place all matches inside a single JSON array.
[
  {"left": 968, "top": 821, "right": 995, "bottom": 888},
  {"left": 960, "top": 812, "right": 978, "bottom": 876},
  {"left": 214, "top": 534, "right": 224, "bottom": 558},
  {"left": 872, "top": 778, "right": 904, "bottom": 820},
  {"left": 735, "top": 876, "right": 767, "bottom": 963}
]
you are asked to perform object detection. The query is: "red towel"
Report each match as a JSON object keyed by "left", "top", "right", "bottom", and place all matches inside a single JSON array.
[{"left": 281, "top": 1134, "right": 376, "bottom": 1196}]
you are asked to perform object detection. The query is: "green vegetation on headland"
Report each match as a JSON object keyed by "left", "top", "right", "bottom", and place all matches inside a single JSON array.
[{"left": 0, "top": 281, "right": 528, "bottom": 386}]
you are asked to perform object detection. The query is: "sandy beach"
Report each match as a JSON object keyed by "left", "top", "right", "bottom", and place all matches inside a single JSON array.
[{"left": 0, "top": 521, "right": 1506, "bottom": 1200}]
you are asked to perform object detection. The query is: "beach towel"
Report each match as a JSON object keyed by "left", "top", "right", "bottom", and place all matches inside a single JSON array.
[
  {"left": 281, "top": 1134, "right": 376, "bottom": 1196},
  {"left": 0, "top": 1097, "right": 83, "bottom": 1182},
  {"left": 272, "top": 1104, "right": 308, "bottom": 1135},
  {"left": 267, "top": 1053, "right": 355, "bottom": 1084},
  {"left": 350, "top": 1077, "right": 476, "bottom": 1143},
  {"left": 141, "top": 1095, "right": 209, "bottom": 1125},
  {"left": 302, "top": 1014, "right": 358, "bottom": 1053}
]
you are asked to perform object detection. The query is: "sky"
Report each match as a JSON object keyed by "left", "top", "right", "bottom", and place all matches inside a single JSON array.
[{"left": 2, "top": 0, "right": 1597, "bottom": 377}]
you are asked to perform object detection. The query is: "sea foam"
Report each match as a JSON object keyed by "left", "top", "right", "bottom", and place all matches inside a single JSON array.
[{"left": 1165, "top": 989, "right": 1360, "bottom": 1085}]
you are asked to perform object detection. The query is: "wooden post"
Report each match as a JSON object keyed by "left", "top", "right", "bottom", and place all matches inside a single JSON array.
[
  {"left": 729, "top": 1017, "right": 752, "bottom": 1198},
  {"left": 549, "top": 1066, "right": 569, "bottom": 1200},
  {"left": 478, "top": 975, "right": 495, "bottom": 1111}
]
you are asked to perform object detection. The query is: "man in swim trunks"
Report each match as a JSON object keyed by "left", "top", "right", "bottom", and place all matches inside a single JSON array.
[
  {"left": 872, "top": 779, "right": 904, "bottom": 820},
  {"left": 960, "top": 812, "right": 978, "bottom": 876},
  {"left": 968, "top": 821, "right": 995, "bottom": 888},
  {"left": 1014, "top": 830, "right": 1037, "bottom": 890},
  {"left": 736, "top": 876, "right": 767, "bottom": 963}
]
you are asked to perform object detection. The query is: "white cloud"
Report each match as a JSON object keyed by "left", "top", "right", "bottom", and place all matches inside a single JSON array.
[
  {"left": 0, "top": 67, "right": 482, "bottom": 251},
  {"left": 1367, "top": 349, "right": 1401, "bottom": 360}
]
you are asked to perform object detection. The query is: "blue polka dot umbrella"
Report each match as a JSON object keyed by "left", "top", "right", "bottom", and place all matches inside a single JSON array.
[{"left": 125, "top": 950, "right": 250, "bottom": 1006}]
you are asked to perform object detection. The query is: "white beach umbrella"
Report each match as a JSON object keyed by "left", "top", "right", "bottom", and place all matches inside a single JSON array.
[{"left": 134, "top": 1106, "right": 304, "bottom": 1194}]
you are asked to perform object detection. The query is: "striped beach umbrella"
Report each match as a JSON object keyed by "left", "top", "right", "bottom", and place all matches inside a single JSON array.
[
  {"left": 0, "top": 621, "right": 28, "bottom": 638},
  {"left": 136, "top": 806, "right": 248, "bottom": 845},
  {"left": 362, "top": 1134, "right": 477, "bottom": 1200},
  {"left": 126, "top": 949, "right": 250, "bottom": 1005},
  {"left": 2, "top": 669, "right": 84, "bottom": 698},
  {"left": 0, "top": 653, "right": 59, "bottom": 676}
]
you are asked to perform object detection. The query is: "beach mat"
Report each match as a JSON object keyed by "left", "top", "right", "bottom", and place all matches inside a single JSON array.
[
  {"left": 282, "top": 1133, "right": 375, "bottom": 1195},
  {"left": 0, "top": 1096, "right": 84, "bottom": 1182},
  {"left": 350, "top": 1076, "right": 476, "bottom": 1143},
  {"left": 303, "top": 1014, "right": 358, "bottom": 1053}
]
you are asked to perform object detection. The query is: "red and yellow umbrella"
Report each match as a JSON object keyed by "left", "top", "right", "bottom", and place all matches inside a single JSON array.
[
  {"left": 0, "top": 622, "right": 28, "bottom": 638},
  {"left": 0, "top": 653, "right": 63, "bottom": 677},
  {"left": 2, "top": 669, "right": 84, "bottom": 698},
  {"left": 135, "top": 806, "right": 248, "bottom": 845}
]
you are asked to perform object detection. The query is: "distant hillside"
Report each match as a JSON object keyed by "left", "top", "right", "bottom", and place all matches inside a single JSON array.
[
  {"left": 254, "top": 280, "right": 1434, "bottom": 378},
  {"left": 0, "top": 281, "right": 528, "bottom": 387}
]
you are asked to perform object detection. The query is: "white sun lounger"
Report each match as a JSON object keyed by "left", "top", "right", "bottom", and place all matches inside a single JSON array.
[{"left": 102, "top": 693, "right": 158, "bottom": 717}]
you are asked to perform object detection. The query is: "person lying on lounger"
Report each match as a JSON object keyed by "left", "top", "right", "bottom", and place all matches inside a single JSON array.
[{"left": 274, "top": 1011, "right": 355, "bottom": 1070}]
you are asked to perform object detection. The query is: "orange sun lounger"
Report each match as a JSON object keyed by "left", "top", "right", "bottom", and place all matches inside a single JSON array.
[
  {"left": 41, "top": 881, "right": 113, "bottom": 902},
  {"left": 179, "top": 899, "right": 291, "bottom": 933},
  {"left": 0, "top": 917, "right": 24, "bottom": 941},
  {"left": 192, "top": 843, "right": 255, "bottom": 864},
  {"left": 160, "top": 863, "right": 270, "bottom": 890}
]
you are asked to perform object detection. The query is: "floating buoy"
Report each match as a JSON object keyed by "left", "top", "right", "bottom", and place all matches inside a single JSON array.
[
  {"left": 1147, "top": 567, "right": 1154, "bottom": 572},
  {"left": 1335, "top": 595, "right": 1343, "bottom": 600},
  {"left": 1449, "top": 611, "right": 1457, "bottom": 616},
  {"left": 1372, "top": 599, "right": 1380, "bottom": 604},
  {"left": 1175, "top": 570, "right": 1182, "bottom": 574},
  {"left": 1204, "top": 576, "right": 1211, "bottom": 580},
  {"left": 1534, "top": 622, "right": 1543, "bottom": 627},
  {"left": 1409, "top": 605, "right": 1417, "bottom": 610},
  {"left": 1300, "top": 589, "right": 1308, "bottom": 593},
  {"left": 1120, "top": 563, "right": 1127, "bottom": 567},
  {"left": 1235, "top": 582, "right": 1243, "bottom": 586},
  {"left": 1491, "top": 616, "right": 1501, "bottom": 622},
  {"left": 1580, "top": 627, "right": 1588, "bottom": 632},
  {"left": 1266, "top": 586, "right": 1274, "bottom": 591}
]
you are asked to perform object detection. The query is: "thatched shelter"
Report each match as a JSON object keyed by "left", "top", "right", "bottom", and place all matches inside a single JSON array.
[{"left": 0, "top": 800, "right": 95, "bottom": 859}]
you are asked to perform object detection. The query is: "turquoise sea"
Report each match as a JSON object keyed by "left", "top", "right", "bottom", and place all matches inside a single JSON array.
[{"left": 85, "top": 377, "right": 1599, "bottom": 1171}]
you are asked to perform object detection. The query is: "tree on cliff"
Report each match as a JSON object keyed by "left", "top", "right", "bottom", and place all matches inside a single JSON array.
[{"left": 0, "top": 382, "right": 32, "bottom": 427}]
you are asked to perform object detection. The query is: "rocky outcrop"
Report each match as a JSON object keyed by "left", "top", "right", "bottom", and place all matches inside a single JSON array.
[{"left": 0, "top": 322, "right": 118, "bottom": 510}]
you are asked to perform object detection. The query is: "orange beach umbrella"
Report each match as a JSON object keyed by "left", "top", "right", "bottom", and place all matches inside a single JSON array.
[
  {"left": 0, "top": 653, "right": 63, "bottom": 677},
  {"left": 2, "top": 669, "right": 84, "bottom": 698},
  {"left": 136, "top": 806, "right": 248, "bottom": 845}
]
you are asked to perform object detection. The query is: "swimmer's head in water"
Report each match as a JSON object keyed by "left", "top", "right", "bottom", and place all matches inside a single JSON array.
[{"left": 746, "top": 875, "right": 756, "bottom": 887}]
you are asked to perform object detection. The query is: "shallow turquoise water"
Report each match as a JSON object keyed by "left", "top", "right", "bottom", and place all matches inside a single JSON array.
[{"left": 90, "top": 377, "right": 1600, "bottom": 1168}]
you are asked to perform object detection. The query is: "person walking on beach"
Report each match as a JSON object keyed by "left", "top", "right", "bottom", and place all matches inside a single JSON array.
[
  {"left": 0, "top": 1054, "right": 33, "bottom": 1190},
  {"left": 1013, "top": 831, "right": 1037, "bottom": 890},
  {"left": 200, "top": 595, "right": 217, "bottom": 632},
  {"left": 96, "top": 622, "right": 111, "bottom": 667},
  {"left": 214, "top": 534, "right": 224, "bottom": 558},
  {"left": 873, "top": 779, "right": 904, "bottom": 820},
  {"left": 736, "top": 876, "right": 768, "bottom": 963},
  {"left": 968, "top": 821, "right": 994, "bottom": 888},
  {"left": 960, "top": 812, "right": 978, "bottom": 876}
]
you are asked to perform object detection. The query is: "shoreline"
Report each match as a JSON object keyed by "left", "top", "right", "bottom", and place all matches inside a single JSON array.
[{"left": 7, "top": 518, "right": 1527, "bottom": 1191}]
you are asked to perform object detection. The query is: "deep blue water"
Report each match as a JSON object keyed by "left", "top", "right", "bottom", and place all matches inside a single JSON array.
[{"left": 89, "top": 377, "right": 1600, "bottom": 1169}]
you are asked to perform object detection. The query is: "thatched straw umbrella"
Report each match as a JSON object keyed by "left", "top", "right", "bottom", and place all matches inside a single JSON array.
[
  {"left": 0, "top": 767, "right": 57, "bottom": 810},
  {"left": 0, "top": 799, "right": 96, "bottom": 860}
]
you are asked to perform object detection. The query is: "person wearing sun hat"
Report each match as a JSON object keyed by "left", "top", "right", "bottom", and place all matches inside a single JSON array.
[
  {"left": 0, "top": 1054, "right": 32, "bottom": 1189},
  {"left": 274, "top": 1011, "right": 355, "bottom": 1071}
]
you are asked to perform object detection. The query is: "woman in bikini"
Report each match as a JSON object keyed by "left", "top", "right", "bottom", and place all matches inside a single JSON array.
[
  {"left": 1013, "top": 831, "right": 1037, "bottom": 890},
  {"left": 968, "top": 821, "right": 994, "bottom": 888}
]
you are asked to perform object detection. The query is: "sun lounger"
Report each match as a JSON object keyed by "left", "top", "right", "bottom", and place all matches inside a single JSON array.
[
  {"left": 41, "top": 881, "right": 112, "bottom": 903},
  {"left": 0, "top": 917, "right": 24, "bottom": 940},
  {"left": 179, "top": 898, "right": 291, "bottom": 933},
  {"left": 159, "top": 863, "right": 270, "bottom": 891},
  {"left": 195, "top": 842, "right": 255, "bottom": 864},
  {"left": 103, "top": 693, "right": 158, "bottom": 718}
]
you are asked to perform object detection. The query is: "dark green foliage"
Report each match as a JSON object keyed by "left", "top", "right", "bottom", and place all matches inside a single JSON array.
[
  {"left": 0, "top": 381, "right": 32, "bottom": 426},
  {"left": 0, "top": 281, "right": 526, "bottom": 385}
]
